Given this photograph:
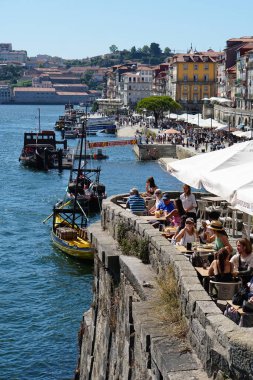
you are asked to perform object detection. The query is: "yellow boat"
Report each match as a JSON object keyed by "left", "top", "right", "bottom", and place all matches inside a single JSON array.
[{"left": 51, "top": 203, "right": 94, "bottom": 261}]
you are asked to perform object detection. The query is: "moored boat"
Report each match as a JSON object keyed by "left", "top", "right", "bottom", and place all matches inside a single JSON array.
[
  {"left": 50, "top": 201, "right": 94, "bottom": 260},
  {"left": 19, "top": 130, "right": 68, "bottom": 170}
]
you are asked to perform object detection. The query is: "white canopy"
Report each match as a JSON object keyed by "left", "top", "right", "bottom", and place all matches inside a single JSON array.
[{"left": 167, "top": 140, "right": 253, "bottom": 215}]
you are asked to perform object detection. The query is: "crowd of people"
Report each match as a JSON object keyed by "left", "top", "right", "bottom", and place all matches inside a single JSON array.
[{"left": 124, "top": 176, "right": 253, "bottom": 326}]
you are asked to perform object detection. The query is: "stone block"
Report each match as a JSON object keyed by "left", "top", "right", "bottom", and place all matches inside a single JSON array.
[
  {"left": 194, "top": 300, "right": 222, "bottom": 327},
  {"left": 151, "top": 336, "right": 201, "bottom": 374}
]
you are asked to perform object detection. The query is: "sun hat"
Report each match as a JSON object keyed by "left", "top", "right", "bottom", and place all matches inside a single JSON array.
[
  {"left": 185, "top": 217, "right": 195, "bottom": 224},
  {"left": 155, "top": 188, "right": 162, "bottom": 194},
  {"left": 162, "top": 193, "right": 170, "bottom": 200},
  {"left": 208, "top": 220, "right": 224, "bottom": 231}
]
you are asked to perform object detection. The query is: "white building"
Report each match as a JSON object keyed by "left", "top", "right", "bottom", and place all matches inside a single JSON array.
[{"left": 120, "top": 66, "right": 153, "bottom": 106}]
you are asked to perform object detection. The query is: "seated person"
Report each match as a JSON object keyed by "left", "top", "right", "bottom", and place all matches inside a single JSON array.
[
  {"left": 230, "top": 238, "right": 253, "bottom": 284},
  {"left": 126, "top": 188, "right": 146, "bottom": 214},
  {"left": 207, "top": 220, "right": 233, "bottom": 256},
  {"left": 198, "top": 220, "right": 211, "bottom": 244},
  {"left": 156, "top": 193, "right": 175, "bottom": 215},
  {"left": 148, "top": 189, "right": 162, "bottom": 215},
  {"left": 166, "top": 198, "right": 187, "bottom": 237},
  {"left": 145, "top": 176, "right": 158, "bottom": 196},
  {"left": 208, "top": 248, "right": 234, "bottom": 282},
  {"left": 174, "top": 217, "right": 198, "bottom": 246}
]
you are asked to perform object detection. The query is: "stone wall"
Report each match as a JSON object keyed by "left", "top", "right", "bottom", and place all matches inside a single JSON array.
[{"left": 78, "top": 196, "right": 253, "bottom": 380}]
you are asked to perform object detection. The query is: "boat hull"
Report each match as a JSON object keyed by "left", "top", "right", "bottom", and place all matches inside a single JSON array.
[{"left": 51, "top": 230, "right": 94, "bottom": 260}]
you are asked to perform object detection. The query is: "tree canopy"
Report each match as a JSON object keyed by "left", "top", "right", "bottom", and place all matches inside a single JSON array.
[{"left": 136, "top": 96, "right": 181, "bottom": 126}]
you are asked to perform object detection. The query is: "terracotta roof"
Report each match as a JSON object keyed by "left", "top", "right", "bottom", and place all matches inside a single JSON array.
[
  {"left": 56, "top": 91, "right": 89, "bottom": 96},
  {"left": 13, "top": 87, "right": 55, "bottom": 92}
]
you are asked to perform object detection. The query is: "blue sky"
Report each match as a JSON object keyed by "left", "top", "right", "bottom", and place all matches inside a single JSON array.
[{"left": 1, "top": 0, "right": 253, "bottom": 59}]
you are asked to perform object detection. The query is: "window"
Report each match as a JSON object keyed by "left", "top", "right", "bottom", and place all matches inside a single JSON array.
[
  {"left": 204, "top": 74, "right": 209, "bottom": 82},
  {"left": 183, "top": 75, "right": 188, "bottom": 82},
  {"left": 184, "top": 86, "right": 188, "bottom": 91},
  {"left": 204, "top": 85, "right": 208, "bottom": 91},
  {"left": 133, "top": 77, "right": 136, "bottom": 82},
  {"left": 183, "top": 64, "right": 188, "bottom": 70},
  {"left": 194, "top": 86, "right": 198, "bottom": 91},
  {"left": 194, "top": 64, "right": 198, "bottom": 70},
  {"left": 204, "top": 64, "right": 209, "bottom": 70},
  {"left": 129, "top": 77, "right": 131, "bottom": 82},
  {"left": 193, "top": 75, "right": 198, "bottom": 82}
]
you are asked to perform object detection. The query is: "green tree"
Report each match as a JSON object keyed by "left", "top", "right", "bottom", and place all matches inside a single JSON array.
[
  {"left": 109, "top": 44, "right": 118, "bottom": 53},
  {"left": 149, "top": 42, "right": 162, "bottom": 57},
  {"left": 142, "top": 45, "right": 150, "bottom": 55},
  {"left": 164, "top": 47, "right": 171, "bottom": 56},
  {"left": 136, "top": 96, "right": 181, "bottom": 127}
]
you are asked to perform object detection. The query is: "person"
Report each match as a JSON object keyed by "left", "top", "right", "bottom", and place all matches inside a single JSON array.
[
  {"left": 174, "top": 217, "right": 199, "bottom": 246},
  {"left": 180, "top": 184, "right": 197, "bottom": 222},
  {"left": 166, "top": 198, "right": 186, "bottom": 229},
  {"left": 145, "top": 176, "right": 158, "bottom": 196},
  {"left": 207, "top": 220, "right": 233, "bottom": 256},
  {"left": 148, "top": 188, "right": 163, "bottom": 215},
  {"left": 156, "top": 193, "right": 175, "bottom": 214},
  {"left": 198, "top": 220, "right": 211, "bottom": 244},
  {"left": 208, "top": 248, "right": 234, "bottom": 282},
  {"left": 230, "top": 238, "right": 253, "bottom": 284},
  {"left": 126, "top": 188, "right": 146, "bottom": 214}
]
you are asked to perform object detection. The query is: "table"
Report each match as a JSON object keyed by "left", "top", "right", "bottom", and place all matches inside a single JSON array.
[
  {"left": 175, "top": 244, "right": 215, "bottom": 255},
  {"left": 194, "top": 266, "right": 209, "bottom": 277},
  {"left": 140, "top": 215, "right": 167, "bottom": 222}
]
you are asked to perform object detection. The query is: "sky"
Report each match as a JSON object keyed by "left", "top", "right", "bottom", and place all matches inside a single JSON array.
[{"left": 1, "top": 0, "right": 253, "bottom": 60}]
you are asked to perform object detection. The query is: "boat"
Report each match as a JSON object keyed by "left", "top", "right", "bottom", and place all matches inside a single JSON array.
[
  {"left": 19, "top": 109, "right": 69, "bottom": 170},
  {"left": 55, "top": 105, "right": 117, "bottom": 136},
  {"left": 19, "top": 130, "right": 68, "bottom": 170},
  {"left": 50, "top": 200, "right": 94, "bottom": 260},
  {"left": 66, "top": 123, "right": 106, "bottom": 212},
  {"left": 49, "top": 120, "right": 95, "bottom": 260}
]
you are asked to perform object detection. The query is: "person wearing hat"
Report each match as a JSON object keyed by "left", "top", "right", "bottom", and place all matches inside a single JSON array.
[
  {"left": 207, "top": 220, "right": 233, "bottom": 256},
  {"left": 156, "top": 193, "right": 175, "bottom": 214}
]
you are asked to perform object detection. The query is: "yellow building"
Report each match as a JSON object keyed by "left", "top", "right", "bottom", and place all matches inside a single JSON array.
[{"left": 167, "top": 50, "right": 223, "bottom": 111}]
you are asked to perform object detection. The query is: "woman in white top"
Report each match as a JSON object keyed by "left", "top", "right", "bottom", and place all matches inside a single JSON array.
[
  {"left": 230, "top": 238, "right": 253, "bottom": 283},
  {"left": 174, "top": 217, "right": 198, "bottom": 246},
  {"left": 180, "top": 184, "right": 197, "bottom": 222}
]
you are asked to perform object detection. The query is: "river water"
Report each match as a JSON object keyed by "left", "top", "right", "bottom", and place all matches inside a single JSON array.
[{"left": 0, "top": 105, "right": 182, "bottom": 380}]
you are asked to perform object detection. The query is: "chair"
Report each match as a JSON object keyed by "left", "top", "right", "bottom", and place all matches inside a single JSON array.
[
  {"left": 218, "top": 205, "right": 233, "bottom": 233},
  {"left": 197, "top": 200, "right": 213, "bottom": 220},
  {"left": 209, "top": 280, "right": 242, "bottom": 301}
]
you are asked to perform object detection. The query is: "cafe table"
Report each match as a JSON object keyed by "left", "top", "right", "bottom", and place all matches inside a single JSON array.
[
  {"left": 194, "top": 266, "right": 209, "bottom": 277},
  {"left": 175, "top": 244, "right": 215, "bottom": 255}
]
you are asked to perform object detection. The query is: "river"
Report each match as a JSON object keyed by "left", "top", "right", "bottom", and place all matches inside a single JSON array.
[{"left": 0, "top": 105, "right": 182, "bottom": 380}]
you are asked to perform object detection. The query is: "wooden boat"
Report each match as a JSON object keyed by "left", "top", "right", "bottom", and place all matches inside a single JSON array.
[
  {"left": 19, "top": 130, "right": 68, "bottom": 170},
  {"left": 19, "top": 110, "right": 68, "bottom": 170},
  {"left": 49, "top": 120, "right": 98, "bottom": 260},
  {"left": 50, "top": 200, "right": 94, "bottom": 260}
]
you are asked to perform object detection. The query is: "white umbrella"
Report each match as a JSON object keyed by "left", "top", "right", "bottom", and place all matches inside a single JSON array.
[{"left": 167, "top": 140, "right": 253, "bottom": 212}]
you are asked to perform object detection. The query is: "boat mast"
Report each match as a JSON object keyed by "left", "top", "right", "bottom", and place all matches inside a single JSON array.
[
  {"left": 71, "top": 118, "right": 86, "bottom": 228},
  {"left": 38, "top": 108, "right": 41, "bottom": 132}
]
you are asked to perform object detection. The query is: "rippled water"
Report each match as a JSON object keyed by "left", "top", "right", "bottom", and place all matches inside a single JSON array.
[{"left": 0, "top": 105, "right": 182, "bottom": 380}]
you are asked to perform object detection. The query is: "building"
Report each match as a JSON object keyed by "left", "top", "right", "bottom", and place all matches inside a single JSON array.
[
  {"left": 152, "top": 63, "right": 169, "bottom": 96},
  {"left": 0, "top": 84, "right": 11, "bottom": 103},
  {"left": 12, "top": 87, "right": 94, "bottom": 104},
  {"left": 120, "top": 65, "right": 153, "bottom": 106},
  {"left": 167, "top": 49, "right": 222, "bottom": 112},
  {"left": 0, "top": 43, "right": 27, "bottom": 64}
]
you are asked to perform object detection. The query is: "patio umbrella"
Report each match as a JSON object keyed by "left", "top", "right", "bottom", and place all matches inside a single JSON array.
[
  {"left": 167, "top": 140, "right": 253, "bottom": 214},
  {"left": 164, "top": 128, "right": 181, "bottom": 134}
]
